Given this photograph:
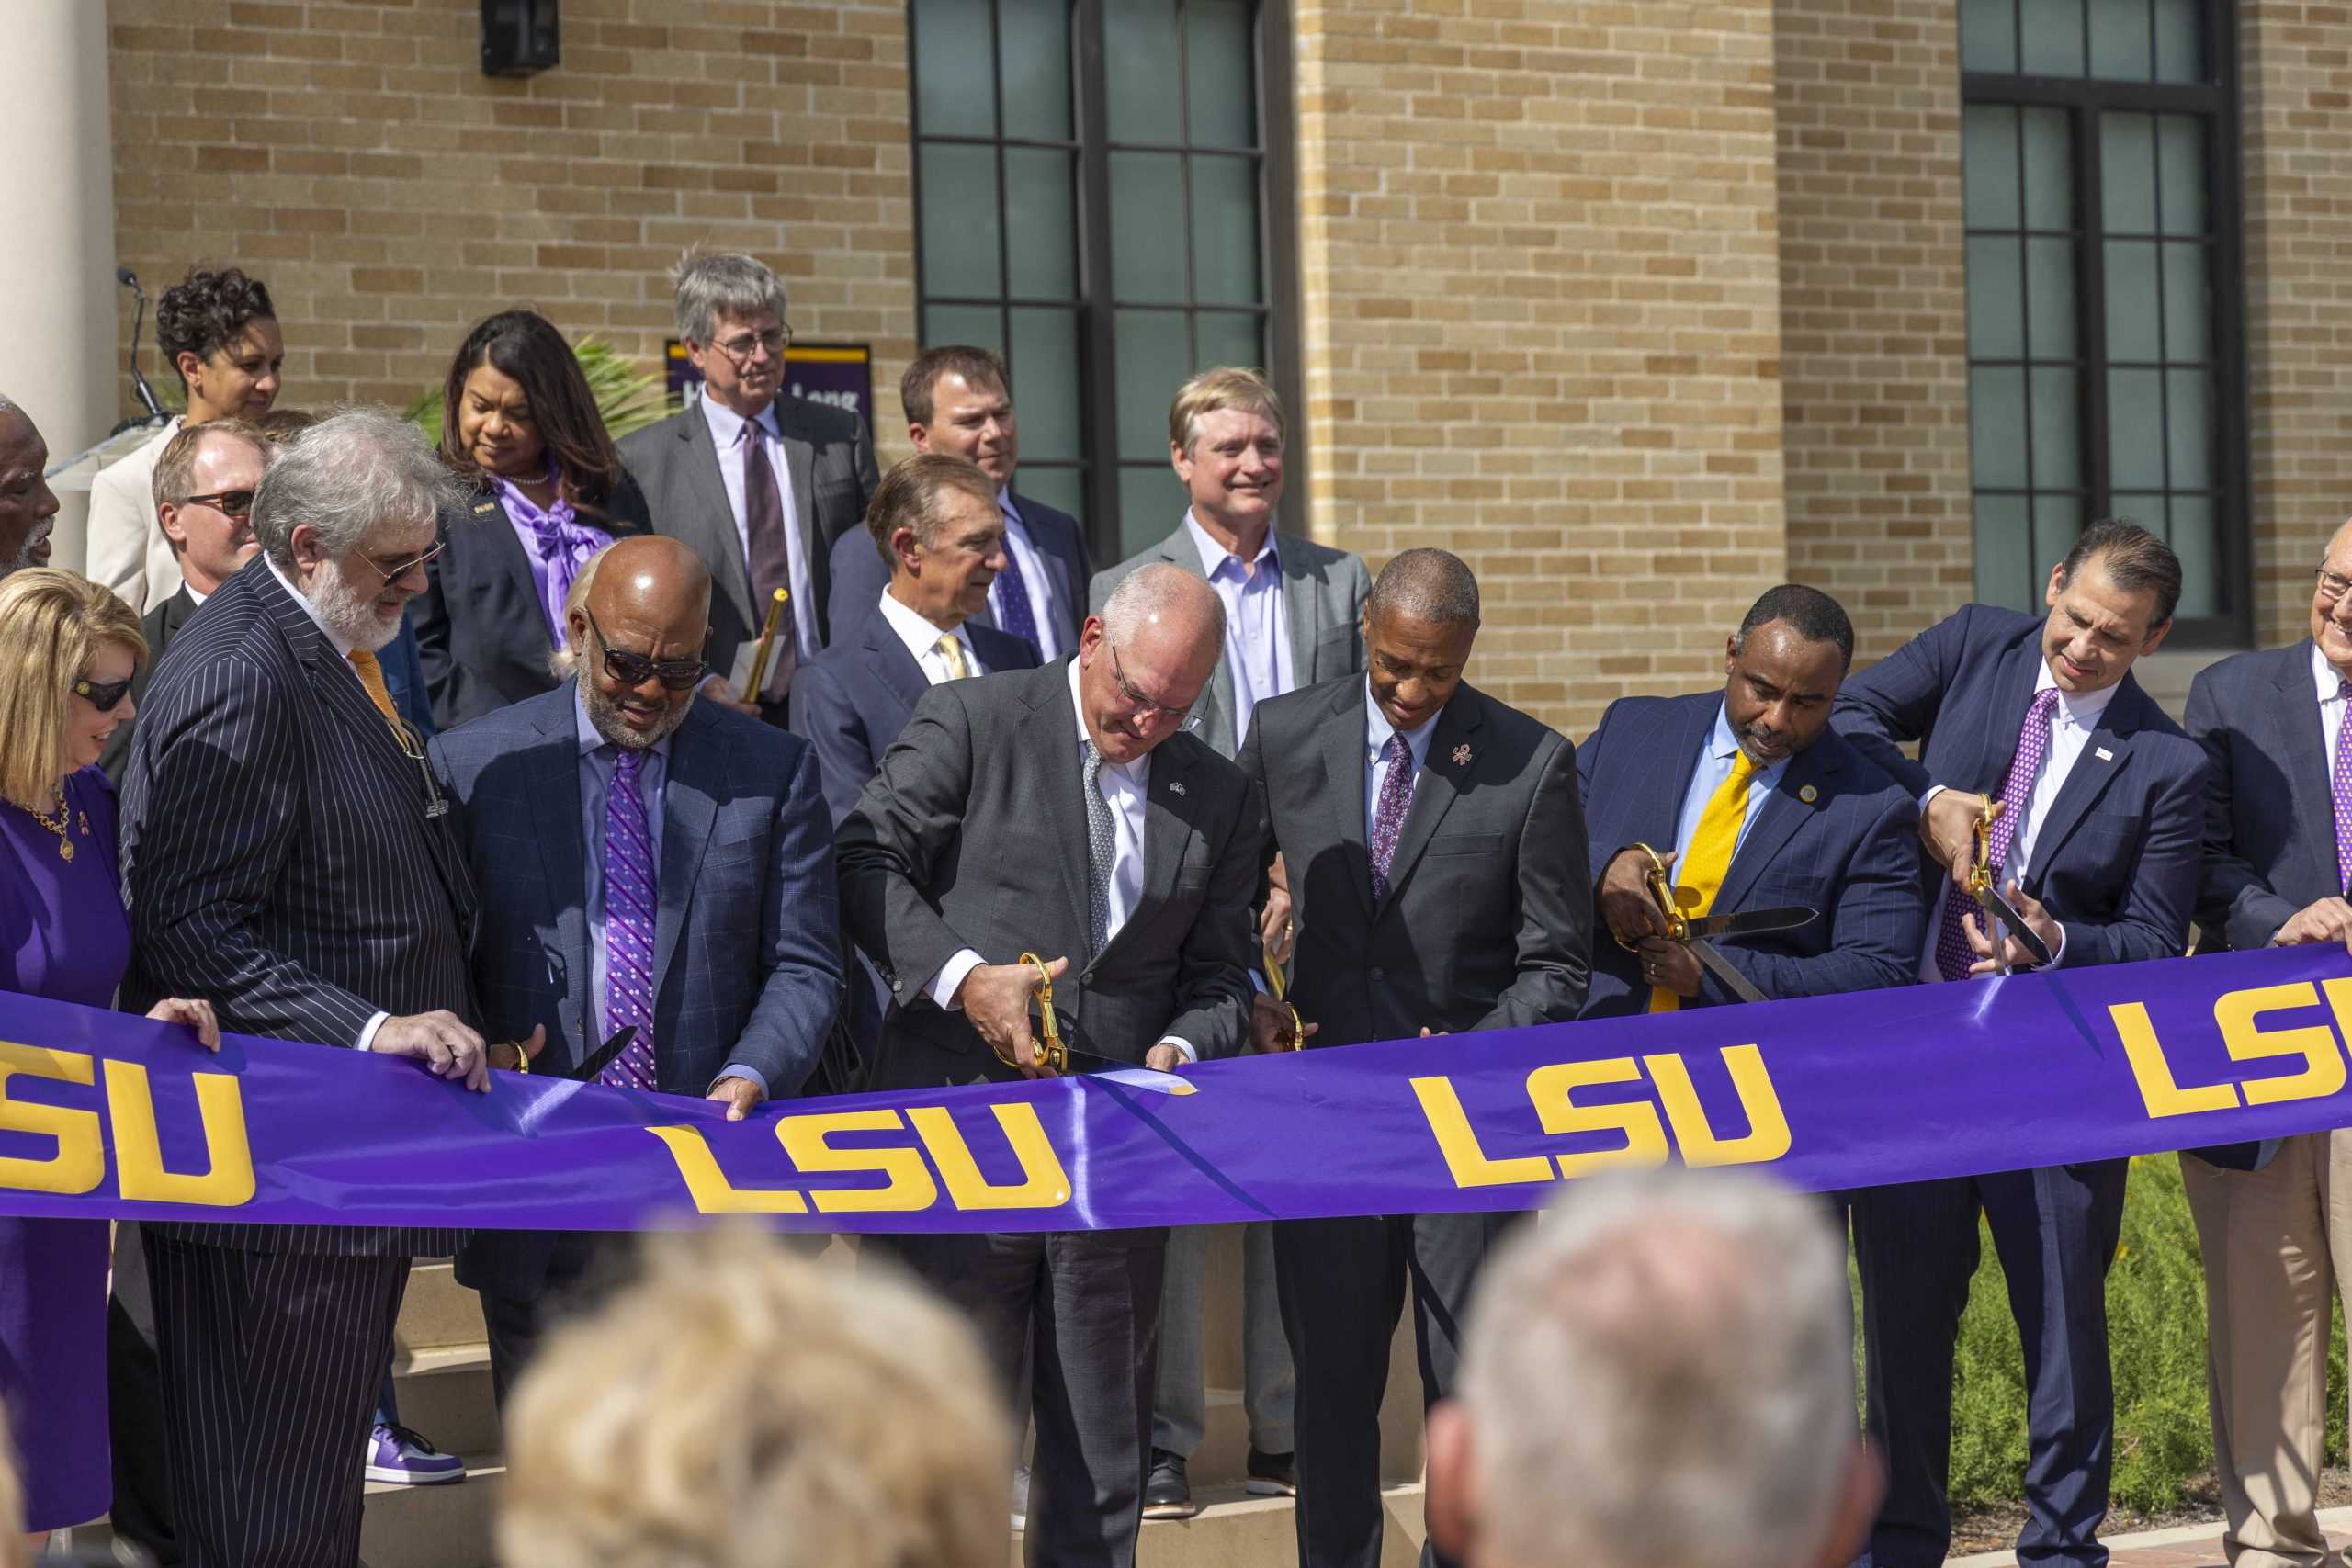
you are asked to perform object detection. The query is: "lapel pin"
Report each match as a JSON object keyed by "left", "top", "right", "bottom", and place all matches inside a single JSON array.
[
  {"left": 1452, "top": 744, "right": 1472, "bottom": 766},
  {"left": 2095, "top": 746, "right": 2114, "bottom": 761},
  {"left": 472, "top": 501, "right": 497, "bottom": 515},
  {"left": 1798, "top": 784, "right": 1819, "bottom": 804},
  {"left": 1169, "top": 780, "right": 1186, "bottom": 796}
]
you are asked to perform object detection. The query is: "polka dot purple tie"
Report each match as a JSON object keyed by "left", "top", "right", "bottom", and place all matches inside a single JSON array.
[
  {"left": 1370, "top": 733, "right": 1416, "bottom": 904},
  {"left": 1932, "top": 686, "right": 2059, "bottom": 982},
  {"left": 2335, "top": 679, "right": 2352, "bottom": 895},
  {"left": 600, "top": 747, "right": 661, "bottom": 1090}
]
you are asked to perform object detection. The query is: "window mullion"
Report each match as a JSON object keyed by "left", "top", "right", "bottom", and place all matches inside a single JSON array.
[{"left": 1072, "top": 0, "right": 1122, "bottom": 558}]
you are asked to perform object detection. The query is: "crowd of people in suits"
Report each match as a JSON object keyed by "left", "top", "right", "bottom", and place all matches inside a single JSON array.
[{"left": 0, "top": 243, "right": 2347, "bottom": 1568}]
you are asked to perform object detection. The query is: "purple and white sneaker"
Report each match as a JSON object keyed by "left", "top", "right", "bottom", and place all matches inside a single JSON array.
[{"left": 365, "top": 1422, "right": 467, "bottom": 1486}]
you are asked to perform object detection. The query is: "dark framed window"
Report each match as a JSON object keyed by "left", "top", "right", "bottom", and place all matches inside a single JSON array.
[
  {"left": 910, "top": 0, "right": 1296, "bottom": 561},
  {"left": 1959, "top": 0, "right": 2249, "bottom": 645}
]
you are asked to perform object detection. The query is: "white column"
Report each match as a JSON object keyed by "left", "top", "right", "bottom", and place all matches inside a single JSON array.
[{"left": 0, "top": 0, "right": 117, "bottom": 575}]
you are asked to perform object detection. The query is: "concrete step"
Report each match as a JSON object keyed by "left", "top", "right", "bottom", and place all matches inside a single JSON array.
[
  {"left": 394, "top": 1258, "right": 484, "bottom": 1354},
  {"left": 1010, "top": 1483, "right": 1430, "bottom": 1568},
  {"left": 360, "top": 1452, "right": 504, "bottom": 1568},
  {"left": 389, "top": 1341, "right": 501, "bottom": 1459}
]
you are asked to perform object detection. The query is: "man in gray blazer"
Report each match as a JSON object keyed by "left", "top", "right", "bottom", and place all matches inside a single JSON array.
[
  {"left": 1238, "top": 548, "right": 1592, "bottom": 1568},
  {"left": 838, "top": 563, "right": 1259, "bottom": 1568},
  {"left": 1088, "top": 367, "right": 1365, "bottom": 1510},
  {"left": 428, "top": 536, "right": 842, "bottom": 1406},
  {"left": 616, "top": 252, "right": 879, "bottom": 723}
]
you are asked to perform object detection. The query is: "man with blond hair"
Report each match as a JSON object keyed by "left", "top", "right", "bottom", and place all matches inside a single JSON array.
[
  {"left": 1424, "top": 1168, "right": 1879, "bottom": 1568},
  {"left": 1087, "top": 366, "right": 1366, "bottom": 1514},
  {"left": 500, "top": 1229, "right": 1011, "bottom": 1568}
]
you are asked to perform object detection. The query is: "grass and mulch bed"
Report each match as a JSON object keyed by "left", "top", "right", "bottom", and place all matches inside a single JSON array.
[{"left": 1856, "top": 1153, "right": 2352, "bottom": 1551}]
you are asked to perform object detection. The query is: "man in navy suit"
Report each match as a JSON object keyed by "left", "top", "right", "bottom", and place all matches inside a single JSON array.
[
  {"left": 2177, "top": 515, "right": 2352, "bottom": 1564},
  {"left": 825, "top": 344, "right": 1090, "bottom": 662},
  {"left": 428, "top": 534, "right": 843, "bottom": 1406},
  {"left": 1577, "top": 583, "right": 1923, "bottom": 1016},
  {"left": 794, "top": 453, "right": 1038, "bottom": 826},
  {"left": 1832, "top": 519, "right": 2207, "bottom": 1568}
]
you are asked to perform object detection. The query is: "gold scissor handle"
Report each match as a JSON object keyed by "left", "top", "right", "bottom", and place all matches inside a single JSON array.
[
  {"left": 1968, "top": 797, "right": 2005, "bottom": 898},
  {"left": 1622, "top": 841, "right": 1688, "bottom": 945},
  {"left": 991, "top": 952, "right": 1069, "bottom": 1076},
  {"left": 1261, "top": 942, "right": 1306, "bottom": 1051}
]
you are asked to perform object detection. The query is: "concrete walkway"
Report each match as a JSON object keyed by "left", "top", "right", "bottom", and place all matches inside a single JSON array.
[{"left": 1949, "top": 1505, "right": 2352, "bottom": 1566}]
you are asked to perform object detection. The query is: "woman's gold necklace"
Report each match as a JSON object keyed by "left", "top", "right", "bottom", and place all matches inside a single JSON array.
[{"left": 26, "top": 787, "right": 81, "bottom": 863}]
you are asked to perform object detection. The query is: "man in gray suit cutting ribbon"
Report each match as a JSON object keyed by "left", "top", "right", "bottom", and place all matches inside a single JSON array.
[{"left": 838, "top": 562, "right": 1260, "bottom": 1568}]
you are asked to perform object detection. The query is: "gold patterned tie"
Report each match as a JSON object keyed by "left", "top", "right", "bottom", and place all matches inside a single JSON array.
[
  {"left": 935, "top": 633, "right": 971, "bottom": 681},
  {"left": 1650, "top": 750, "right": 1758, "bottom": 1013},
  {"left": 347, "top": 649, "right": 412, "bottom": 749}
]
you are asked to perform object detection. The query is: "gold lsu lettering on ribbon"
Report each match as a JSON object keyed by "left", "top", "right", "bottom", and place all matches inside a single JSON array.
[
  {"left": 2114, "top": 978, "right": 2352, "bottom": 1118},
  {"left": 647, "top": 1102, "right": 1075, "bottom": 1216},
  {"left": 0, "top": 1041, "right": 255, "bottom": 1206},
  {"left": 1412, "top": 1045, "right": 1792, "bottom": 1190}
]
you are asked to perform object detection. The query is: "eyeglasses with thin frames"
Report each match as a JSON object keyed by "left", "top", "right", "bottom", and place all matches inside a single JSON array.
[
  {"left": 1107, "top": 639, "right": 1199, "bottom": 733},
  {"left": 712, "top": 324, "right": 792, "bottom": 365},
  {"left": 354, "top": 538, "right": 448, "bottom": 586},
  {"left": 2318, "top": 569, "right": 2352, "bottom": 609}
]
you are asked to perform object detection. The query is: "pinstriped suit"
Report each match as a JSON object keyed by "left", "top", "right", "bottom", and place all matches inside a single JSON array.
[
  {"left": 119, "top": 556, "right": 476, "bottom": 1568},
  {"left": 1573, "top": 692, "right": 1927, "bottom": 1015}
]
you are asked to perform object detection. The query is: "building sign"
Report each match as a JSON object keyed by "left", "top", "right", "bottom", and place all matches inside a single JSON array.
[{"left": 665, "top": 339, "right": 875, "bottom": 429}]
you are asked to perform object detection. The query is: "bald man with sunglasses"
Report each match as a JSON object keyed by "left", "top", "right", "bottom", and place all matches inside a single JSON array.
[{"left": 426, "top": 534, "right": 843, "bottom": 1404}]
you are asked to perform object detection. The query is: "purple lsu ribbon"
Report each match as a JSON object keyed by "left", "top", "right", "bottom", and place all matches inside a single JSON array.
[{"left": 6, "top": 944, "right": 2352, "bottom": 1234}]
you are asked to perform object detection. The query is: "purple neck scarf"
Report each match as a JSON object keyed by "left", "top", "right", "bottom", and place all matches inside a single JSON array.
[{"left": 495, "top": 466, "right": 610, "bottom": 649}]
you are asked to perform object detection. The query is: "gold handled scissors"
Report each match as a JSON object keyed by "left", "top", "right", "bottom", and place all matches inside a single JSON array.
[
  {"left": 1261, "top": 942, "right": 1306, "bottom": 1051},
  {"left": 989, "top": 952, "right": 1069, "bottom": 1076}
]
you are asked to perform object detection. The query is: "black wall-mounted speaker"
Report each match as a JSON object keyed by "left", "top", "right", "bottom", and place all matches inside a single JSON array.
[{"left": 481, "top": 0, "right": 560, "bottom": 77}]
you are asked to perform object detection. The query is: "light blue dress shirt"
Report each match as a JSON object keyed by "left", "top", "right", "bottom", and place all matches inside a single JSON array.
[
  {"left": 1363, "top": 681, "right": 1443, "bottom": 847},
  {"left": 1187, "top": 511, "right": 1293, "bottom": 752},
  {"left": 1669, "top": 702, "right": 1791, "bottom": 867}
]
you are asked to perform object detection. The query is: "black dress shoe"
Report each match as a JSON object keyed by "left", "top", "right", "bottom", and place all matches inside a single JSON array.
[
  {"left": 1142, "top": 1448, "right": 1200, "bottom": 1520},
  {"left": 1246, "top": 1447, "right": 1297, "bottom": 1497}
]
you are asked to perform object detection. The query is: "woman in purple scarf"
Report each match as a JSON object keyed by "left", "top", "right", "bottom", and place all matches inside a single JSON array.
[{"left": 411, "top": 310, "right": 652, "bottom": 728}]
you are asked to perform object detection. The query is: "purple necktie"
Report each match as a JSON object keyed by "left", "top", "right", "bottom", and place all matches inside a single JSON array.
[
  {"left": 600, "top": 747, "right": 661, "bottom": 1090},
  {"left": 990, "top": 523, "right": 1044, "bottom": 658},
  {"left": 1370, "top": 733, "right": 1416, "bottom": 903},
  {"left": 740, "top": 423, "right": 797, "bottom": 700},
  {"left": 1934, "top": 686, "right": 2060, "bottom": 981},
  {"left": 2333, "top": 679, "right": 2352, "bottom": 895}
]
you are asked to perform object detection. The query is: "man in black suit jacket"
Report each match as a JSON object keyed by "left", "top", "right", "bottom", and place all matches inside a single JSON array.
[
  {"left": 2176, "top": 517, "right": 2352, "bottom": 1562},
  {"left": 838, "top": 563, "right": 1258, "bottom": 1568},
  {"left": 120, "top": 410, "right": 497, "bottom": 1568},
  {"left": 824, "top": 344, "right": 1091, "bottom": 660},
  {"left": 430, "top": 536, "right": 843, "bottom": 1404},
  {"left": 1831, "top": 520, "right": 2207, "bottom": 1568},
  {"left": 1237, "top": 548, "right": 1590, "bottom": 1568},
  {"left": 616, "top": 253, "right": 879, "bottom": 722}
]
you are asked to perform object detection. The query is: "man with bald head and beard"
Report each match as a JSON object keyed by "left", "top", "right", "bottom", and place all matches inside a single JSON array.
[
  {"left": 429, "top": 533, "right": 843, "bottom": 1405},
  {"left": 0, "top": 395, "right": 62, "bottom": 575},
  {"left": 839, "top": 561, "right": 1260, "bottom": 1568}
]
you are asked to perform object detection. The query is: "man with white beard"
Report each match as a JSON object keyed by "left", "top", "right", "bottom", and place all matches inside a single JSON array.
[
  {"left": 0, "top": 394, "right": 62, "bottom": 576},
  {"left": 120, "top": 406, "right": 493, "bottom": 1568}
]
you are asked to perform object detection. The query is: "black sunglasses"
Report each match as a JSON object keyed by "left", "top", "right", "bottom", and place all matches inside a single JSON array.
[
  {"left": 180, "top": 489, "right": 256, "bottom": 519},
  {"left": 584, "top": 608, "right": 707, "bottom": 692},
  {"left": 73, "top": 675, "right": 134, "bottom": 714}
]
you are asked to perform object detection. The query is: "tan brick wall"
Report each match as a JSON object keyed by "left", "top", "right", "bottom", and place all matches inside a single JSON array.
[
  {"left": 1770, "top": 0, "right": 1975, "bottom": 663},
  {"left": 107, "top": 0, "right": 920, "bottom": 455},
  {"left": 1289, "top": 0, "right": 1790, "bottom": 739},
  {"left": 2241, "top": 1, "right": 2352, "bottom": 647}
]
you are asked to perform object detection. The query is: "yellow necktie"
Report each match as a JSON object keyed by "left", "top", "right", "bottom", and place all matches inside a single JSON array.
[
  {"left": 347, "top": 649, "right": 412, "bottom": 750},
  {"left": 935, "top": 633, "right": 971, "bottom": 681},
  {"left": 1650, "top": 750, "right": 1758, "bottom": 1013}
]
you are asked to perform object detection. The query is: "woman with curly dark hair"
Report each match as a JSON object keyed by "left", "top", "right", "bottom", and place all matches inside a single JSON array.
[
  {"left": 410, "top": 309, "right": 652, "bottom": 728},
  {"left": 87, "top": 265, "right": 283, "bottom": 613}
]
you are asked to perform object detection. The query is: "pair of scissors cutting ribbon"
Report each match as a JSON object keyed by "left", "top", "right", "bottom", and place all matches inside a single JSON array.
[
  {"left": 1623, "top": 843, "right": 1817, "bottom": 1005},
  {"left": 986, "top": 953, "right": 1125, "bottom": 1076},
  {"left": 1261, "top": 942, "right": 1306, "bottom": 1050},
  {"left": 1966, "top": 797, "right": 2054, "bottom": 971}
]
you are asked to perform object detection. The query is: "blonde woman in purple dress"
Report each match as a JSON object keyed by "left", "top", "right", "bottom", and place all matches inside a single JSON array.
[{"left": 0, "top": 569, "right": 219, "bottom": 1546}]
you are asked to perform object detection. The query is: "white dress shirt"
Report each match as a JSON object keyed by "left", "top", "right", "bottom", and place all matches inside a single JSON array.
[
  {"left": 698, "top": 392, "right": 815, "bottom": 659},
  {"left": 926, "top": 658, "right": 1194, "bottom": 1061},
  {"left": 2315, "top": 641, "right": 2349, "bottom": 781},
  {"left": 1917, "top": 660, "right": 2114, "bottom": 980},
  {"left": 1187, "top": 511, "right": 1293, "bottom": 750},
  {"left": 997, "top": 491, "right": 1064, "bottom": 660},
  {"left": 876, "top": 588, "right": 985, "bottom": 684}
]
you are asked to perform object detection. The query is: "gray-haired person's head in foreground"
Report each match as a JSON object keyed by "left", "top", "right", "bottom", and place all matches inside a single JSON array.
[
  {"left": 1426, "top": 1168, "right": 1879, "bottom": 1568},
  {"left": 499, "top": 1227, "right": 1012, "bottom": 1568}
]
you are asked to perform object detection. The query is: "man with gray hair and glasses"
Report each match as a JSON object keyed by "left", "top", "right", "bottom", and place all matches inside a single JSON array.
[
  {"left": 840, "top": 561, "right": 1260, "bottom": 1567},
  {"left": 1424, "top": 1168, "right": 1879, "bottom": 1568},
  {"left": 620, "top": 250, "right": 879, "bottom": 724},
  {"left": 120, "top": 407, "right": 497, "bottom": 1568}
]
